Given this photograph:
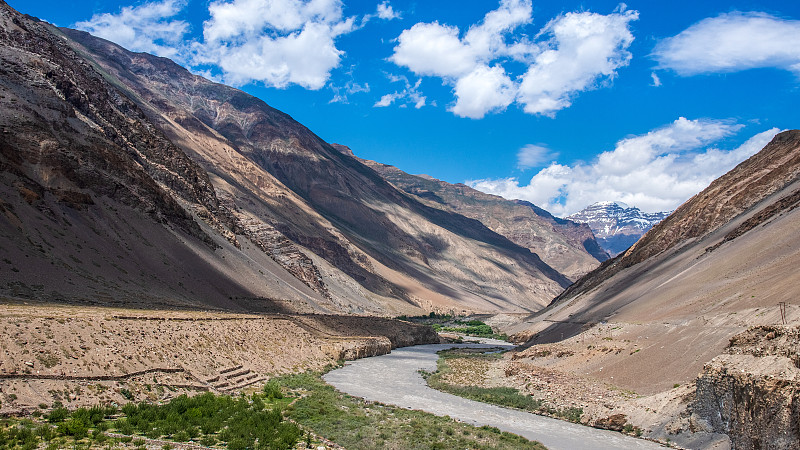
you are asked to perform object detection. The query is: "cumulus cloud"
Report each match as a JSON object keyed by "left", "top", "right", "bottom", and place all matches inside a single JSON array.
[
  {"left": 388, "top": 0, "right": 638, "bottom": 118},
  {"left": 518, "top": 9, "right": 638, "bottom": 115},
  {"left": 390, "top": 22, "right": 479, "bottom": 78},
  {"left": 653, "top": 12, "right": 800, "bottom": 76},
  {"left": 468, "top": 118, "right": 781, "bottom": 216},
  {"left": 517, "top": 144, "right": 555, "bottom": 170},
  {"left": 376, "top": 1, "right": 401, "bottom": 20},
  {"left": 77, "top": 0, "right": 357, "bottom": 89},
  {"left": 450, "top": 65, "right": 515, "bottom": 118},
  {"left": 75, "top": 0, "right": 189, "bottom": 59},
  {"left": 373, "top": 75, "right": 427, "bottom": 109},
  {"left": 194, "top": 0, "right": 356, "bottom": 88}
]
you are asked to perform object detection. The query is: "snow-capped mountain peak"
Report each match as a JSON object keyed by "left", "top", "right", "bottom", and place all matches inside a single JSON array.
[{"left": 567, "top": 202, "right": 670, "bottom": 256}]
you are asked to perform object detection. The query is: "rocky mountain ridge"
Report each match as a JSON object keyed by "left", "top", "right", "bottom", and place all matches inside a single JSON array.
[
  {"left": 0, "top": 1, "right": 588, "bottom": 315},
  {"left": 350, "top": 151, "right": 608, "bottom": 281},
  {"left": 566, "top": 201, "right": 669, "bottom": 256}
]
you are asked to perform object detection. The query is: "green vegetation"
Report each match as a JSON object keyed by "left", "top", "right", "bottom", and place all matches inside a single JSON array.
[
  {"left": 397, "top": 314, "right": 509, "bottom": 340},
  {"left": 426, "top": 349, "right": 584, "bottom": 424},
  {"left": 275, "top": 371, "right": 545, "bottom": 449},
  {"left": 1, "top": 387, "right": 301, "bottom": 450},
  {"left": 117, "top": 390, "right": 299, "bottom": 449},
  {"left": 0, "top": 369, "right": 547, "bottom": 450}
]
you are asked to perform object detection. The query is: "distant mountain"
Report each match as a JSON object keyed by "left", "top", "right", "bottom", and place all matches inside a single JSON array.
[
  {"left": 351, "top": 152, "right": 608, "bottom": 280},
  {"left": 0, "top": 2, "right": 574, "bottom": 315},
  {"left": 566, "top": 201, "right": 669, "bottom": 256}
]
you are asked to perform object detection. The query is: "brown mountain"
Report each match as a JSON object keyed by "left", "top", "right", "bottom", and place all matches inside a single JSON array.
[
  {"left": 507, "top": 131, "right": 800, "bottom": 447},
  {"left": 0, "top": 2, "right": 573, "bottom": 315},
  {"left": 353, "top": 154, "right": 608, "bottom": 280}
]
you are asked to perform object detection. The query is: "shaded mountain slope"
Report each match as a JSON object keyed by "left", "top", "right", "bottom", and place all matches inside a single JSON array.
[
  {"left": 60, "top": 27, "right": 571, "bottom": 312},
  {"left": 0, "top": 1, "right": 571, "bottom": 315},
  {"left": 356, "top": 155, "right": 608, "bottom": 280},
  {"left": 0, "top": 4, "right": 337, "bottom": 312}
]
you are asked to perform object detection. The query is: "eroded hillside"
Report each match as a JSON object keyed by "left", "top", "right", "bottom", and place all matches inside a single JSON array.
[
  {"left": 0, "top": 0, "right": 585, "bottom": 315},
  {"left": 358, "top": 155, "right": 608, "bottom": 280}
]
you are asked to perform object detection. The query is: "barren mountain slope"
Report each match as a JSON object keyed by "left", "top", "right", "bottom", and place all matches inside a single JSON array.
[
  {"left": 59, "top": 26, "right": 574, "bottom": 313},
  {"left": 513, "top": 129, "right": 800, "bottom": 366},
  {"left": 504, "top": 131, "right": 800, "bottom": 446},
  {"left": 0, "top": 0, "right": 571, "bottom": 315},
  {"left": 0, "top": 4, "right": 332, "bottom": 312},
  {"left": 357, "top": 155, "right": 608, "bottom": 280}
]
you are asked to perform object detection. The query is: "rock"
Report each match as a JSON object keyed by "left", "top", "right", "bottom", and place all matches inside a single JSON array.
[
  {"left": 594, "top": 413, "right": 627, "bottom": 431},
  {"left": 692, "top": 325, "right": 800, "bottom": 449}
]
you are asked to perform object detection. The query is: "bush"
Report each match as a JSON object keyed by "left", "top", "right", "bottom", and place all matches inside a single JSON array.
[
  {"left": 263, "top": 381, "right": 283, "bottom": 400},
  {"left": 47, "top": 407, "right": 68, "bottom": 423},
  {"left": 57, "top": 417, "right": 88, "bottom": 439}
]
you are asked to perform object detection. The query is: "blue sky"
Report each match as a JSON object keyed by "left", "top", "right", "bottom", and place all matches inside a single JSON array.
[{"left": 11, "top": 0, "right": 800, "bottom": 215}]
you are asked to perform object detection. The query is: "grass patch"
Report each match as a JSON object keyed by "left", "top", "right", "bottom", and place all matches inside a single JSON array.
[
  {"left": 274, "top": 371, "right": 546, "bottom": 449},
  {"left": 426, "top": 349, "right": 584, "bottom": 424}
]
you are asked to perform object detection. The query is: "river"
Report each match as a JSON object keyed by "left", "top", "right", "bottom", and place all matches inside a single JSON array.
[{"left": 324, "top": 342, "right": 664, "bottom": 450}]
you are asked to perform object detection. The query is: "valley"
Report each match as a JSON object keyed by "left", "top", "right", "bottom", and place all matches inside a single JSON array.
[{"left": 0, "top": 0, "right": 799, "bottom": 449}]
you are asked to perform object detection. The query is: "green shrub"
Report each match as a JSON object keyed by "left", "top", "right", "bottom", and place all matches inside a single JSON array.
[
  {"left": 263, "top": 381, "right": 284, "bottom": 400},
  {"left": 57, "top": 417, "right": 88, "bottom": 439},
  {"left": 47, "top": 407, "right": 69, "bottom": 423},
  {"left": 120, "top": 388, "right": 134, "bottom": 400}
]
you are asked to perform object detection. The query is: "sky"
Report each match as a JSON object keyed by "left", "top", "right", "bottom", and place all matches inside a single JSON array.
[{"left": 11, "top": 0, "right": 800, "bottom": 216}]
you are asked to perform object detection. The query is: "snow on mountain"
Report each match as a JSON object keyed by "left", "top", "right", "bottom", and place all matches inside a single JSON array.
[{"left": 567, "top": 202, "right": 670, "bottom": 256}]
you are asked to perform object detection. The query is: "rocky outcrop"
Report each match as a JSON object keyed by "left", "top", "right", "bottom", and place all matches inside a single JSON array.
[{"left": 692, "top": 326, "right": 800, "bottom": 449}]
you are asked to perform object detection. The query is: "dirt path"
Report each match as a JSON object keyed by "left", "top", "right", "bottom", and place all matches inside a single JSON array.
[{"left": 323, "top": 342, "right": 664, "bottom": 450}]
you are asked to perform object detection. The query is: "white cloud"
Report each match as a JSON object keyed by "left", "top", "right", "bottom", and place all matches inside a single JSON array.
[
  {"left": 650, "top": 71, "right": 661, "bottom": 87},
  {"left": 653, "top": 12, "right": 800, "bottom": 76},
  {"left": 374, "top": 75, "right": 427, "bottom": 109},
  {"left": 390, "top": 22, "right": 478, "bottom": 78},
  {"left": 77, "top": 0, "right": 357, "bottom": 89},
  {"left": 468, "top": 118, "right": 781, "bottom": 216},
  {"left": 516, "top": 144, "right": 555, "bottom": 170},
  {"left": 517, "top": 9, "right": 638, "bottom": 115},
  {"left": 203, "top": 0, "right": 345, "bottom": 40},
  {"left": 450, "top": 65, "right": 515, "bottom": 118},
  {"left": 389, "top": 1, "right": 638, "bottom": 118},
  {"left": 195, "top": 0, "right": 356, "bottom": 89},
  {"left": 376, "top": 1, "right": 401, "bottom": 20},
  {"left": 75, "top": 0, "right": 189, "bottom": 59}
]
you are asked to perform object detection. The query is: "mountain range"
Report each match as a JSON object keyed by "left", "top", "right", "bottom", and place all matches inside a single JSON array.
[
  {"left": 566, "top": 201, "right": 669, "bottom": 256},
  {"left": 0, "top": 2, "right": 604, "bottom": 316}
]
